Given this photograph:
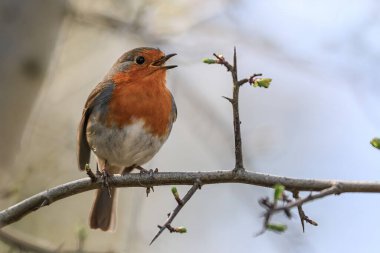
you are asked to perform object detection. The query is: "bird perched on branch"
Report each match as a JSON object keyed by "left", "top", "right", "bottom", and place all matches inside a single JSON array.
[{"left": 77, "top": 47, "right": 177, "bottom": 231}]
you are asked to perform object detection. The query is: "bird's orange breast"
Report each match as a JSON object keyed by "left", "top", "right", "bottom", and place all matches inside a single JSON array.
[{"left": 106, "top": 72, "right": 173, "bottom": 137}]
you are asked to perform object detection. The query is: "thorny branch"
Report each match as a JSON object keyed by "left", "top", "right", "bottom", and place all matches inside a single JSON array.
[
  {"left": 259, "top": 185, "right": 341, "bottom": 234},
  {"left": 213, "top": 49, "right": 244, "bottom": 171},
  {"left": 275, "top": 185, "right": 342, "bottom": 213},
  {"left": 150, "top": 180, "right": 201, "bottom": 245},
  {"left": 292, "top": 191, "right": 318, "bottom": 232},
  {"left": 2, "top": 171, "right": 380, "bottom": 230},
  {"left": 210, "top": 50, "right": 271, "bottom": 172}
]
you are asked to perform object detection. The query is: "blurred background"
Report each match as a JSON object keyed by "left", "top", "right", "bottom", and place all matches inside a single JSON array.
[{"left": 1, "top": 0, "right": 380, "bottom": 252}]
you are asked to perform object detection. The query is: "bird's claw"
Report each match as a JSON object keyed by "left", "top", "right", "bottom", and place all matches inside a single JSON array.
[
  {"left": 96, "top": 165, "right": 102, "bottom": 176},
  {"left": 138, "top": 167, "right": 159, "bottom": 176},
  {"left": 138, "top": 167, "right": 158, "bottom": 197},
  {"left": 146, "top": 186, "right": 154, "bottom": 197}
]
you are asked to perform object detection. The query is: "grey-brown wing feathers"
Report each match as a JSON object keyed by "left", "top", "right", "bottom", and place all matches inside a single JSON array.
[
  {"left": 77, "top": 109, "right": 91, "bottom": 171},
  {"left": 170, "top": 91, "right": 177, "bottom": 122},
  {"left": 77, "top": 81, "right": 115, "bottom": 170}
]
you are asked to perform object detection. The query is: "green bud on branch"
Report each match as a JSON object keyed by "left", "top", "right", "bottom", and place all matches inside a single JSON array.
[
  {"left": 252, "top": 78, "right": 272, "bottom": 88},
  {"left": 274, "top": 184, "right": 285, "bottom": 201},
  {"left": 266, "top": 223, "right": 287, "bottom": 232},
  {"left": 174, "top": 226, "right": 187, "bottom": 233},
  {"left": 371, "top": 138, "right": 380, "bottom": 150},
  {"left": 171, "top": 187, "right": 183, "bottom": 205},
  {"left": 203, "top": 58, "right": 218, "bottom": 64}
]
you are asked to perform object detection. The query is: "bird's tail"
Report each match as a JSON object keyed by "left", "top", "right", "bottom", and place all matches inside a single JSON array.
[{"left": 89, "top": 187, "right": 117, "bottom": 231}]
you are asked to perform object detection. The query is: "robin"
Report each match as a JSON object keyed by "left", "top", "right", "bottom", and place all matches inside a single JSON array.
[{"left": 77, "top": 47, "right": 177, "bottom": 231}]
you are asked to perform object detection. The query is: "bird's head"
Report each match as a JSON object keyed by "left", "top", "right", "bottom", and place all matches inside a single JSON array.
[{"left": 107, "top": 47, "right": 177, "bottom": 83}]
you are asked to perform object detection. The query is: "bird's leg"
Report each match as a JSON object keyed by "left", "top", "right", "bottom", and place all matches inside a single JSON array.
[
  {"left": 96, "top": 163, "right": 102, "bottom": 176},
  {"left": 136, "top": 165, "right": 149, "bottom": 174},
  {"left": 121, "top": 165, "right": 136, "bottom": 175},
  {"left": 102, "top": 160, "right": 112, "bottom": 198}
]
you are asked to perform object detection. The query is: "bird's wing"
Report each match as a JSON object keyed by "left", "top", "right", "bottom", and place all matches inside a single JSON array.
[
  {"left": 170, "top": 91, "right": 177, "bottom": 122},
  {"left": 77, "top": 80, "right": 115, "bottom": 170}
]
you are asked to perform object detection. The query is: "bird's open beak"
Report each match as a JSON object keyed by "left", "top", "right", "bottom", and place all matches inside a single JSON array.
[{"left": 152, "top": 53, "right": 177, "bottom": 69}]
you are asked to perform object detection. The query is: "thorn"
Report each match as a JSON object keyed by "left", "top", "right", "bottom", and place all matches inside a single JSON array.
[
  {"left": 298, "top": 206, "right": 306, "bottom": 232},
  {"left": 284, "top": 208, "right": 292, "bottom": 218},
  {"left": 40, "top": 195, "right": 52, "bottom": 208},
  {"left": 255, "top": 228, "right": 266, "bottom": 237},
  {"left": 40, "top": 199, "right": 48, "bottom": 208},
  {"left": 146, "top": 187, "right": 151, "bottom": 197},
  {"left": 292, "top": 191, "right": 318, "bottom": 232},
  {"left": 222, "top": 96, "right": 233, "bottom": 103}
]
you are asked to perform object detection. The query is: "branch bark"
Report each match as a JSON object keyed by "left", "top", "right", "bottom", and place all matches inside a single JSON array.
[
  {"left": 2, "top": 170, "right": 380, "bottom": 229},
  {"left": 213, "top": 49, "right": 244, "bottom": 170}
]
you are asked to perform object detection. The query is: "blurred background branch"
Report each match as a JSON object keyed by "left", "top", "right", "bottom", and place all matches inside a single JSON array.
[{"left": 0, "top": 228, "right": 113, "bottom": 253}]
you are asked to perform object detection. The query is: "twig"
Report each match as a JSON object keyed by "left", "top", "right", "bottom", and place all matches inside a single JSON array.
[
  {"left": 259, "top": 185, "right": 341, "bottom": 234},
  {"left": 274, "top": 185, "right": 342, "bottom": 213},
  {"left": 171, "top": 187, "right": 183, "bottom": 205},
  {"left": 1, "top": 171, "right": 380, "bottom": 229},
  {"left": 237, "top": 73, "right": 263, "bottom": 86},
  {"left": 213, "top": 48, "right": 244, "bottom": 171},
  {"left": 150, "top": 180, "right": 201, "bottom": 245},
  {"left": 210, "top": 51, "right": 270, "bottom": 172},
  {"left": 292, "top": 191, "right": 318, "bottom": 232},
  {"left": 85, "top": 164, "right": 97, "bottom": 182}
]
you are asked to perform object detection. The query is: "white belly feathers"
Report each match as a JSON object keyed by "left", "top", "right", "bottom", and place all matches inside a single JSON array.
[{"left": 86, "top": 118, "right": 168, "bottom": 168}]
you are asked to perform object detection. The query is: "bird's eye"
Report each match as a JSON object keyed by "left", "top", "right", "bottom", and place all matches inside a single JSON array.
[{"left": 135, "top": 56, "right": 145, "bottom": 65}]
